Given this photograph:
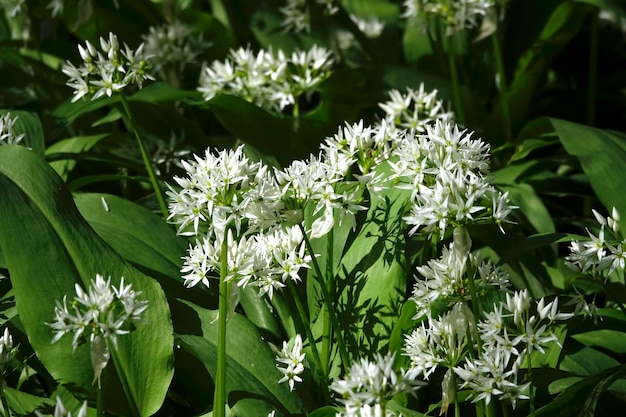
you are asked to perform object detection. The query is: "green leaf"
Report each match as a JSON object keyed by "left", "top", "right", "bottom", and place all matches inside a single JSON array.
[
  {"left": 507, "top": 3, "right": 592, "bottom": 137},
  {"left": 548, "top": 117, "right": 626, "bottom": 230},
  {"left": 572, "top": 330, "right": 626, "bottom": 354},
  {"left": 45, "top": 134, "right": 110, "bottom": 180},
  {"left": 493, "top": 182, "right": 555, "bottom": 234},
  {"left": 0, "top": 146, "right": 174, "bottom": 416},
  {"left": 129, "top": 82, "right": 201, "bottom": 104},
  {"left": 307, "top": 406, "right": 339, "bottom": 417},
  {"left": 73, "top": 192, "right": 187, "bottom": 281},
  {"left": 175, "top": 300, "right": 307, "bottom": 416},
  {"left": 205, "top": 95, "right": 301, "bottom": 165},
  {"left": 536, "top": 365, "right": 626, "bottom": 417},
  {"left": 4, "top": 388, "right": 54, "bottom": 416},
  {"left": 311, "top": 174, "right": 408, "bottom": 360},
  {"left": 0, "top": 109, "right": 45, "bottom": 156}
]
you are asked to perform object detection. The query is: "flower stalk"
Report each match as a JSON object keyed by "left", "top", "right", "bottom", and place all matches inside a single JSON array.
[
  {"left": 214, "top": 233, "right": 230, "bottom": 417},
  {"left": 119, "top": 94, "right": 169, "bottom": 218}
]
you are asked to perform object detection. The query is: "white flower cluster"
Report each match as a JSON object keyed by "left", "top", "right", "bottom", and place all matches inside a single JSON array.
[
  {"left": 142, "top": 20, "right": 211, "bottom": 79},
  {"left": 566, "top": 208, "right": 624, "bottom": 275},
  {"left": 280, "top": 0, "right": 339, "bottom": 33},
  {"left": 332, "top": 352, "right": 418, "bottom": 415},
  {"left": 168, "top": 146, "right": 324, "bottom": 298},
  {"left": 565, "top": 207, "right": 625, "bottom": 323},
  {"left": 0, "top": 0, "right": 24, "bottom": 19},
  {"left": 36, "top": 397, "right": 88, "bottom": 417},
  {"left": 379, "top": 84, "right": 455, "bottom": 134},
  {"left": 350, "top": 14, "right": 385, "bottom": 39},
  {"left": 391, "top": 121, "right": 515, "bottom": 239},
  {"left": 275, "top": 334, "right": 306, "bottom": 391},
  {"left": 402, "top": 0, "right": 495, "bottom": 35},
  {"left": 404, "top": 229, "right": 572, "bottom": 408},
  {"left": 410, "top": 239, "right": 509, "bottom": 319},
  {"left": 62, "top": 33, "right": 154, "bottom": 102},
  {"left": 0, "top": 112, "right": 25, "bottom": 146},
  {"left": 0, "top": 328, "right": 15, "bottom": 372},
  {"left": 197, "top": 45, "right": 334, "bottom": 112},
  {"left": 49, "top": 274, "right": 148, "bottom": 349},
  {"left": 48, "top": 274, "right": 148, "bottom": 386}
]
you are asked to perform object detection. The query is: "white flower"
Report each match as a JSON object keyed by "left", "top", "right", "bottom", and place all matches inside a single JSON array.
[
  {"left": 35, "top": 397, "right": 88, "bottom": 417},
  {"left": 0, "top": 113, "right": 25, "bottom": 146},
  {"left": 198, "top": 45, "right": 333, "bottom": 113},
  {"left": 0, "top": 328, "right": 15, "bottom": 371},
  {"left": 48, "top": 274, "right": 148, "bottom": 385},
  {"left": 402, "top": 0, "right": 496, "bottom": 35},
  {"left": 332, "top": 352, "right": 419, "bottom": 408},
  {"left": 379, "top": 84, "right": 454, "bottom": 134},
  {"left": 142, "top": 21, "right": 211, "bottom": 78},
  {"left": 63, "top": 33, "right": 153, "bottom": 101},
  {"left": 276, "top": 334, "right": 306, "bottom": 391}
]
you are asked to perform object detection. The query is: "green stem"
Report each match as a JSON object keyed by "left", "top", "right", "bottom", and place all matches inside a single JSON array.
[
  {"left": 0, "top": 378, "right": 10, "bottom": 417},
  {"left": 214, "top": 234, "right": 230, "bottom": 417},
  {"left": 587, "top": 9, "right": 599, "bottom": 126},
  {"left": 97, "top": 386, "right": 103, "bottom": 417},
  {"left": 292, "top": 98, "right": 300, "bottom": 133},
  {"left": 119, "top": 94, "right": 169, "bottom": 218},
  {"left": 109, "top": 343, "right": 141, "bottom": 417},
  {"left": 491, "top": 30, "right": 512, "bottom": 141},
  {"left": 286, "top": 280, "right": 328, "bottom": 396},
  {"left": 321, "top": 229, "right": 334, "bottom": 374},
  {"left": 440, "top": 28, "right": 466, "bottom": 126},
  {"left": 299, "top": 224, "right": 350, "bottom": 372},
  {"left": 454, "top": 385, "right": 461, "bottom": 417},
  {"left": 528, "top": 353, "right": 535, "bottom": 417}
]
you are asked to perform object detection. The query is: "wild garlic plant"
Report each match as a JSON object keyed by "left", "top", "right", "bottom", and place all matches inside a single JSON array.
[
  {"left": 35, "top": 397, "right": 88, "bottom": 417},
  {"left": 142, "top": 20, "right": 211, "bottom": 83},
  {"left": 565, "top": 207, "right": 626, "bottom": 322},
  {"left": 48, "top": 274, "right": 148, "bottom": 388},
  {"left": 402, "top": 0, "right": 496, "bottom": 35},
  {"left": 169, "top": 78, "right": 523, "bottom": 415},
  {"left": 331, "top": 352, "right": 419, "bottom": 416},
  {"left": 403, "top": 227, "right": 572, "bottom": 414},
  {"left": 401, "top": 0, "right": 512, "bottom": 136},
  {"left": 62, "top": 32, "right": 169, "bottom": 217},
  {"left": 197, "top": 45, "right": 334, "bottom": 118},
  {"left": 280, "top": 0, "right": 339, "bottom": 34},
  {"left": 0, "top": 113, "right": 24, "bottom": 146}
]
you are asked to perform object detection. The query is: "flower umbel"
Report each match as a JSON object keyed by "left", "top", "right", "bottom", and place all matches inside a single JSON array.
[
  {"left": 48, "top": 274, "right": 148, "bottom": 386},
  {"left": 276, "top": 334, "right": 306, "bottom": 391},
  {"left": 62, "top": 33, "right": 154, "bottom": 102}
]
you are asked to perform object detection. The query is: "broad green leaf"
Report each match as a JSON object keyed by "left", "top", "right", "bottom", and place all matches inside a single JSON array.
[
  {"left": 129, "top": 82, "right": 201, "bottom": 104},
  {"left": 308, "top": 406, "right": 339, "bottom": 417},
  {"left": 74, "top": 192, "right": 186, "bottom": 281},
  {"left": 561, "top": 345, "right": 620, "bottom": 376},
  {"left": 536, "top": 365, "right": 626, "bottom": 417},
  {"left": 310, "top": 176, "right": 408, "bottom": 361},
  {"left": 175, "top": 300, "right": 307, "bottom": 416},
  {"left": 0, "top": 109, "right": 45, "bottom": 156},
  {"left": 548, "top": 117, "right": 626, "bottom": 231},
  {"left": 45, "top": 134, "right": 110, "bottom": 180},
  {"left": 0, "top": 145, "right": 174, "bottom": 416},
  {"left": 574, "top": 0, "right": 626, "bottom": 16},
  {"left": 493, "top": 182, "right": 555, "bottom": 234},
  {"left": 205, "top": 94, "right": 301, "bottom": 165},
  {"left": 506, "top": 3, "right": 591, "bottom": 137},
  {"left": 4, "top": 388, "right": 54, "bottom": 416},
  {"left": 572, "top": 330, "right": 626, "bottom": 354}
]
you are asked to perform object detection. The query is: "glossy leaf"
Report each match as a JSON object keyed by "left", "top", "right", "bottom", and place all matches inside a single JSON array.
[
  {"left": 175, "top": 300, "right": 307, "bottom": 416},
  {"left": 0, "top": 146, "right": 174, "bottom": 416},
  {"left": 73, "top": 192, "right": 186, "bottom": 281},
  {"left": 0, "top": 109, "right": 45, "bottom": 156},
  {"left": 548, "top": 117, "right": 626, "bottom": 230}
]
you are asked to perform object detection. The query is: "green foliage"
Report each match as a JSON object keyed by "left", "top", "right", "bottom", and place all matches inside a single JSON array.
[{"left": 0, "top": 0, "right": 626, "bottom": 415}]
